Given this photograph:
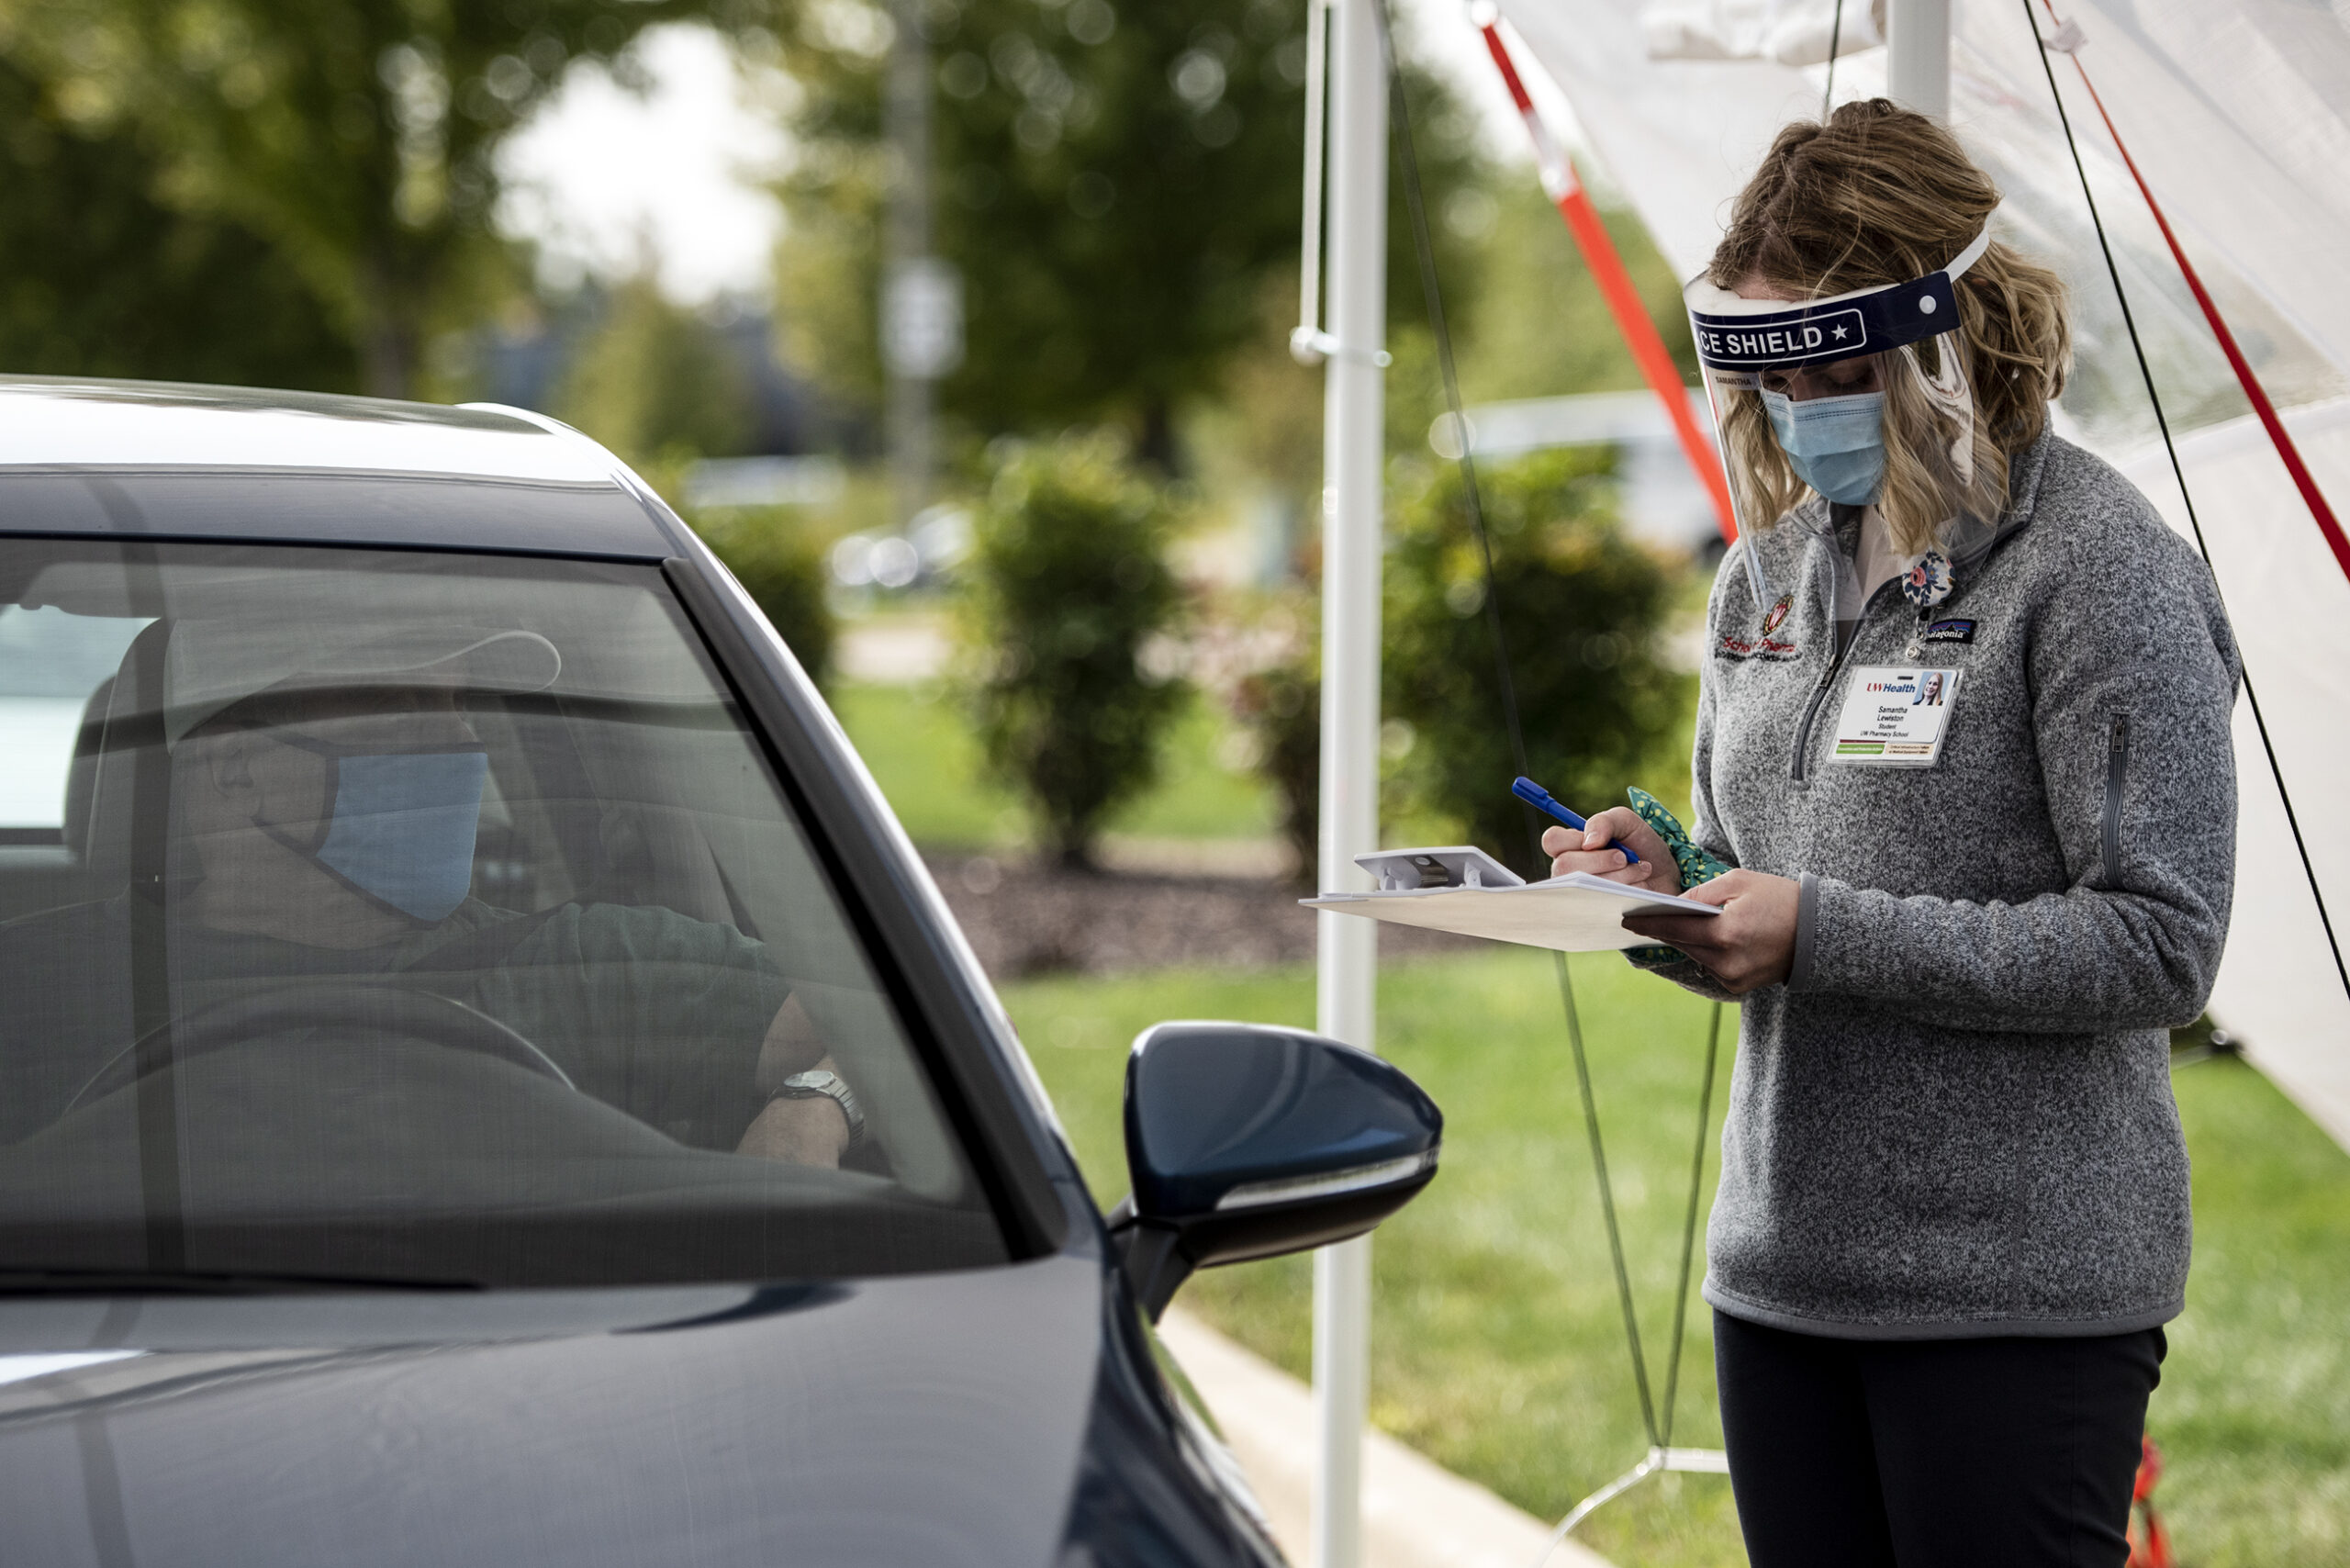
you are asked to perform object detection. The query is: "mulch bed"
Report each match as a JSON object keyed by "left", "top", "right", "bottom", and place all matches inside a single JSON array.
[{"left": 923, "top": 852, "right": 1482, "bottom": 980}]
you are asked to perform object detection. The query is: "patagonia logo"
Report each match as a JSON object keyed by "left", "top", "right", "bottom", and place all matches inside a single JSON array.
[{"left": 1920, "top": 617, "right": 1976, "bottom": 644}]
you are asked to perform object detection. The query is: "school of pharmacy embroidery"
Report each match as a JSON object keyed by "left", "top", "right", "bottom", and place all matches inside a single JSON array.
[{"left": 1719, "top": 591, "right": 1800, "bottom": 662}]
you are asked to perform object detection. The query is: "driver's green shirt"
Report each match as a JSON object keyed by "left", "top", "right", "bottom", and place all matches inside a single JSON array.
[{"left": 0, "top": 896, "right": 789, "bottom": 1148}]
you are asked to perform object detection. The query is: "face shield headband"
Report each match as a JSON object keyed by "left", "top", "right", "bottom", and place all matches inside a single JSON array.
[
  {"left": 1684, "top": 219, "right": 1995, "bottom": 602},
  {"left": 1684, "top": 218, "right": 1992, "bottom": 376}
]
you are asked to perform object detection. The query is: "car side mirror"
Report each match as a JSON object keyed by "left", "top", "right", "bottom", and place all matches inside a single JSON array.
[{"left": 1106, "top": 1022, "right": 1442, "bottom": 1321}]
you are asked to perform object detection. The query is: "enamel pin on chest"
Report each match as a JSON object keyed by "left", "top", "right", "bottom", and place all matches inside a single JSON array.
[{"left": 1829, "top": 666, "right": 1963, "bottom": 766}]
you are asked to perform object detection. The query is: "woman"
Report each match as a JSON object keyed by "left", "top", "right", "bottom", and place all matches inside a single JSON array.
[{"left": 1551, "top": 101, "right": 2240, "bottom": 1566}]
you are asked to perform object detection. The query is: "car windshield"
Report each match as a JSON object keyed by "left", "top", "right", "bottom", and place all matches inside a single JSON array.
[{"left": 0, "top": 538, "right": 1005, "bottom": 1288}]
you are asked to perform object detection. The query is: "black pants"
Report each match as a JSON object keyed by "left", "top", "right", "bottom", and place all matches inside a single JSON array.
[{"left": 1713, "top": 1309, "right": 2165, "bottom": 1568}]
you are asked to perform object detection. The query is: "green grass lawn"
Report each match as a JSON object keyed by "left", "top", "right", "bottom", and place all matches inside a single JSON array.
[
  {"left": 1004, "top": 951, "right": 2350, "bottom": 1568},
  {"left": 828, "top": 680, "right": 1277, "bottom": 849}
]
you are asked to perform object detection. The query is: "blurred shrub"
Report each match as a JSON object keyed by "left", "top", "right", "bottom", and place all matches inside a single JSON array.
[
  {"left": 691, "top": 510, "right": 838, "bottom": 692},
  {"left": 959, "top": 434, "right": 1187, "bottom": 868},
  {"left": 1231, "top": 640, "right": 1320, "bottom": 886},
  {"left": 1385, "top": 449, "right": 1689, "bottom": 879}
]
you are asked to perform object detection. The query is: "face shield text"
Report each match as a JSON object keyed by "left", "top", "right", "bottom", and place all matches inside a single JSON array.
[{"left": 1693, "top": 308, "right": 1869, "bottom": 370}]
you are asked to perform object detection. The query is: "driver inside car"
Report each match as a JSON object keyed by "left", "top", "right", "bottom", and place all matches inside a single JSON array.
[{"left": 0, "top": 620, "right": 856, "bottom": 1169}]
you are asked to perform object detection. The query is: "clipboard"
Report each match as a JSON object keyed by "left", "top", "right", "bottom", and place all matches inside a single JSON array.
[{"left": 1302, "top": 868, "right": 1718, "bottom": 954}]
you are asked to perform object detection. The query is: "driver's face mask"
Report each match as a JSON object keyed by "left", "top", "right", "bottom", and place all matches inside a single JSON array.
[
  {"left": 260, "top": 732, "right": 489, "bottom": 924},
  {"left": 1762, "top": 387, "right": 1887, "bottom": 506}
]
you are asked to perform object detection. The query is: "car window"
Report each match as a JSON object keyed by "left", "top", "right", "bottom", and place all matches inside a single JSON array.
[
  {"left": 0, "top": 539, "right": 1005, "bottom": 1288},
  {"left": 0, "top": 605, "right": 146, "bottom": 831}
]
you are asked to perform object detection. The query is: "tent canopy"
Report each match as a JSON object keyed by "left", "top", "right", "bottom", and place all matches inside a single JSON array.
[{"left": 1494, "top": 0, "right": 2350, "bottom": 1147}]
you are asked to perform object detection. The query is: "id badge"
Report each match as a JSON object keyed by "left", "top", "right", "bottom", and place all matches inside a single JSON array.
[{"left": 1828, "top": 666, "right": 1963, "bottom": 767}]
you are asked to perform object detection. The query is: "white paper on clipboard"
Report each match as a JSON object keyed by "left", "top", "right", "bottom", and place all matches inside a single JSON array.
[{"left": 1303, "top": 872, "right": 1719, "bottom": 954}]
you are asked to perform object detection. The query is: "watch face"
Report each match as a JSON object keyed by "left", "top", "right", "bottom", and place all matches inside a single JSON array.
[{"left": 775, "top": 1069, "right": 863, "bottom": 1146}]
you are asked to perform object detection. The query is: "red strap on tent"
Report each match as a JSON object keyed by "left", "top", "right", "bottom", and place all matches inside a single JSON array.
[
  {"left": 2040, "top": 5, "right": 2350, "bottom": 587},
  {"left": 1477, "top": 21, "right": 1740, "bottom": 546},
  {"left": 2126, "top": 1436, "right": 2175, "bottom": 1568}
]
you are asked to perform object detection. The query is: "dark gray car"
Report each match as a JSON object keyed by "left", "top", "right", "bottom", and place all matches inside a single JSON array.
[{"left": 0, "top": 377, "right": 1441, "bottom": 1567}]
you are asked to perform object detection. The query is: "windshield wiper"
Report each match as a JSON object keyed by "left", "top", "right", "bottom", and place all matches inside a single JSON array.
[{"left": 0, "top": 1267, "right": 487, "bottom": 1296}]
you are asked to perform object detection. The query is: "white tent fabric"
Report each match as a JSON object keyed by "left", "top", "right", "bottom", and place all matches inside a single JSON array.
[{"left": 1492, "top": 0, "right": 2350, "bottom": 1148}]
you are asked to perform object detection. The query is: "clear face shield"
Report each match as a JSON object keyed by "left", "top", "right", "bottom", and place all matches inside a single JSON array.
[{"left": 1684, "top": 221, "right": 1994, "bottom": 603}]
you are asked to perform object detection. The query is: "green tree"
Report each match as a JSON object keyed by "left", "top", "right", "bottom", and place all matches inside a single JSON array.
[
  {"left": 3, "top": 0, "right": 706, "bottom": 397},
  {"left": 959, "top": 432, "right": 1186, "bottom": 867},
  {"left": 1451, "top": 174, "right": 1698, "bottom": 405},
  {"left": 0, "top": 56, "right": 356, "bottom": 387},
  {"left": 554, "top": 276, "right": 829, "bottom": 684},
  {"left": 556, "top": 274, "right": 755, "bottom": 467},
  {"left": 774, "top": 0, "right": 1483, "bottom": 461},
  {"left": 1384, "top": 447, "right": 1689, "bottom": 879}
]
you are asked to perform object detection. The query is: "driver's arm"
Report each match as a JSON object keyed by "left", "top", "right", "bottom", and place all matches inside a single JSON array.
[
  {"left": 755, "top": 991, "right": 826, "bottom": 1086},
  {"left": 478, "top": 902, "right": 853, "bottom": 1162},
  {"left": 736, "top": 1051, "right": 854, "bottom": 1166},
  {"left": 738, "top": 990, "right": 851, "bottom": 1165}
]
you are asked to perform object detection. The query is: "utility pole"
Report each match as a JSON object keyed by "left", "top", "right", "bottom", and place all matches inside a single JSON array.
[
  {"left": 1310, "top": 0, "right": 1386, "bottom": 1563},
  {"left": 1885, "top": 0, "right": 1952, "bottom": 119},
  {"left": 883, "top": 0, "right": 960, "bottom": 531}
]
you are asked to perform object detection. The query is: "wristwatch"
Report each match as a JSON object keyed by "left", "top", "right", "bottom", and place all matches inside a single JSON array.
[{"left": 772, "top": 1069, "right": 866, "bottom": 1148}]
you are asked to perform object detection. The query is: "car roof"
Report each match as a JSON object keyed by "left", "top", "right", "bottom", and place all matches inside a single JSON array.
[
  {"left": 0, "top": 376, "right": 685, "bottom": 560},
  {"left": 0, "top": 376, "right": 621, "bottom": 482}
]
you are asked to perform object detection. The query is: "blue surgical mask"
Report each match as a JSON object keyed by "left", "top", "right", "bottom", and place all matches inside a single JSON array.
[
  {"left": 1762, "top": 388, "right": 1886, "bottom": 506},
  {"left": 263, "top": 738, "right": 488, "bottom": 924}
]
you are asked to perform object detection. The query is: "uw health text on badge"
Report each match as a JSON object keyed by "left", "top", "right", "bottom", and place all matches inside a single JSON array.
[{"left": 1830, "top": 666, "right": 1963, "bottom": 767}]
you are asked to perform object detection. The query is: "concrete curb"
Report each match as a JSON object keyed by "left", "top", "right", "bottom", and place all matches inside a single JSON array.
[{"left": 1157, "top": 1310, "right": 1614, "bottom": 1568}]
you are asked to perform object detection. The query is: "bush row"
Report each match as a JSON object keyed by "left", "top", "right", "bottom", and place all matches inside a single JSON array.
[{"left": 693, "top": 432, "right": 1693, "bottom": 875}]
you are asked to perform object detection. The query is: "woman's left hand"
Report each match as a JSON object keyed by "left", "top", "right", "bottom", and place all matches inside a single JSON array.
[{"left": 1620, "top": 869, "right": 1800, "bottom": 994}]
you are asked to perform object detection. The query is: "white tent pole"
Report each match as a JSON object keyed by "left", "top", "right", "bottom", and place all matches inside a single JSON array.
[
  {"left": 1886, "top": 0, "right": 1952, "bottom": 119},
  {"left": 1293, "top": 0, "right": 1330, "bottom": 362},
  {"left": 1311, "top": 0, "right": 1386, "bottom": 1562}
]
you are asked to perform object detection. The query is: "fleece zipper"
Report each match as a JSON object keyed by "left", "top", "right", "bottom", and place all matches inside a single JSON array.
[
  {"left": 1791, "top": 570, "right": 1910, "bottom": 783},
  {"left": 2100, "top": 713, "right": 2131, "bottom": 887},
  {"left": 1791, "top": 671, "right": 1839, "bottom": 785}
]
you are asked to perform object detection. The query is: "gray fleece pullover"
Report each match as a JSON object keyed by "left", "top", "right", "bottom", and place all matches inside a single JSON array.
[{"left": 1640, "top": 430, "right": 2241, "bottom": 1339}]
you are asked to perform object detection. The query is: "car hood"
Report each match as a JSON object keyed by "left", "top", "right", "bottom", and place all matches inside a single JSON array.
[{"left": 0, "top": 1256, "right": 1110, "bottom": 1567}]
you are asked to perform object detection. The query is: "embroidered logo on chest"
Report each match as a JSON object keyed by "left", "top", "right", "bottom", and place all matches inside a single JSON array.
[
  {"left": 1718, "top": 591, "right": 1800, "bottom": 661},
  {"left": 1716, "top": 632, "right": 1799, "bottom": 662},
  {"left": 1919, "top": 617, "right": 1976, "bottom": 644}
]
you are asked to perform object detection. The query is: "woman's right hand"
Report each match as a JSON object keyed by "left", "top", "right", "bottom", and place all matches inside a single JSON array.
[{"left": 1542, "top": 807, "right": 1682, "bottom": 897}]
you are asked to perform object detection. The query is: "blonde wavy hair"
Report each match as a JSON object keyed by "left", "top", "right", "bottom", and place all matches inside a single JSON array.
[{"left": 1707, "top": 99, "right": 2073, "bottom": 555}]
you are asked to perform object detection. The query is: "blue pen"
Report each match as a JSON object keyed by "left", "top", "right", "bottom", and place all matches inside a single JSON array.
[{"left": 1511, "top": 776, "right": 1640, "bottom": 865}]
